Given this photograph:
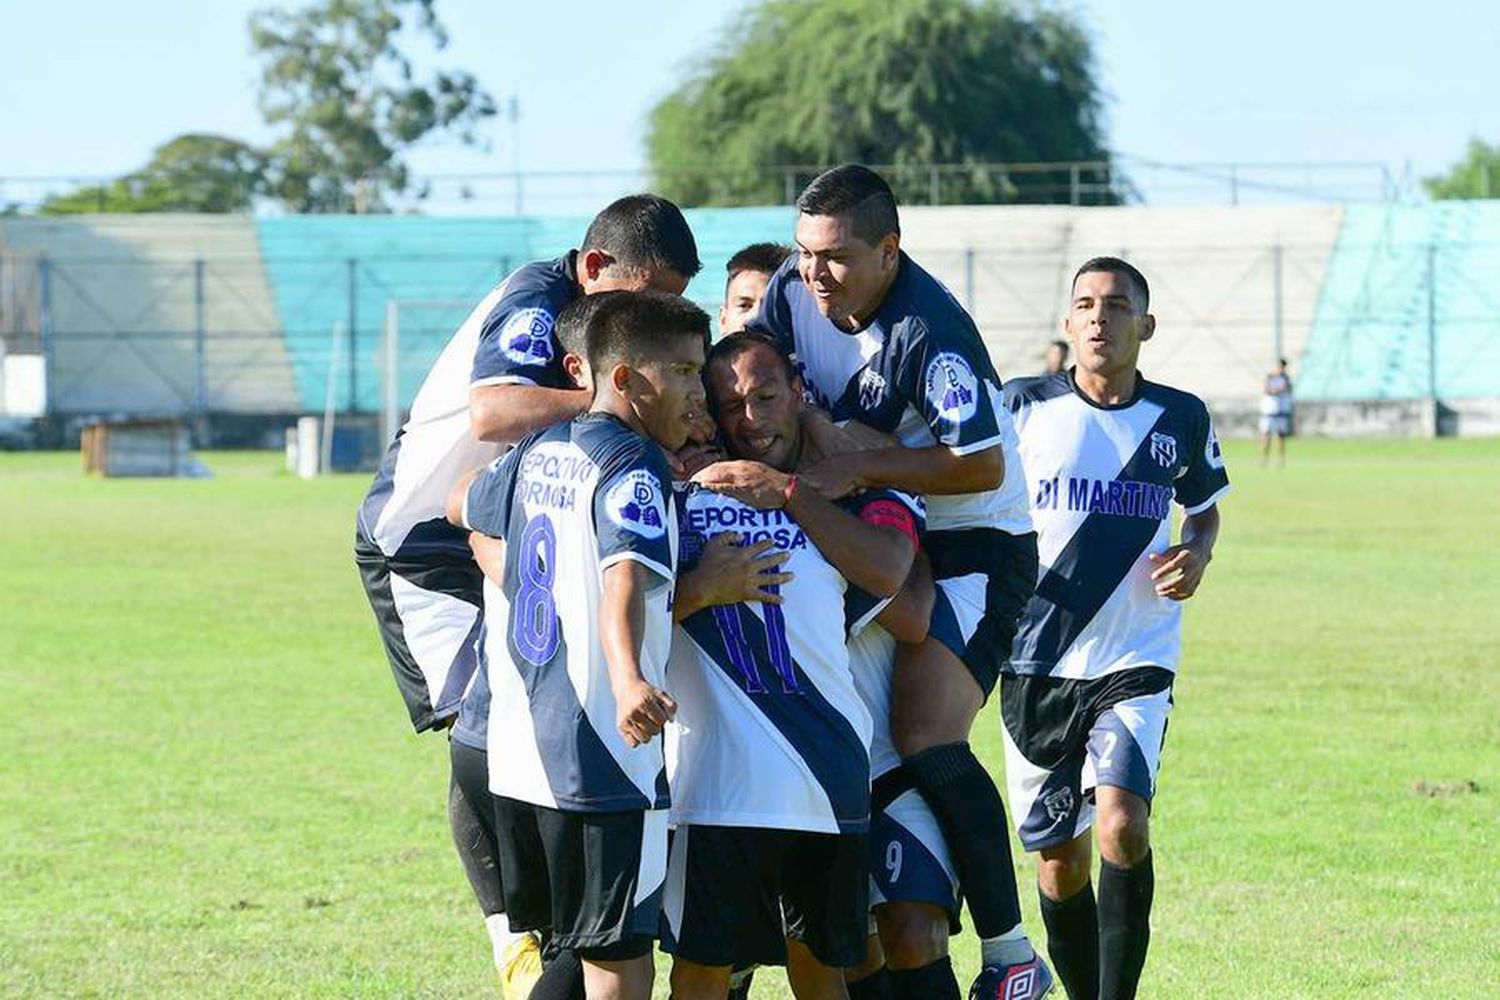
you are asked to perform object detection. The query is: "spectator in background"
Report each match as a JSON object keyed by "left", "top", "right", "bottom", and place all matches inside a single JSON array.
[
  {"left": 1043, "top": 339, "right": 1070, "bottom": 375},
  {"left": 1259, "top": 358, "right": 1294, "bottom": 466}
]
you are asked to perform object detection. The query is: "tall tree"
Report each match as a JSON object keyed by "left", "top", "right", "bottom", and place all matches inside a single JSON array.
[
  {"left": 646, "top": 0, "right": 1115, "bottom": 206},
  {"left": 249, "top": 0, "right": 495, "bottom": 213},
  {"left": 38, "top": 134, "right": 267, "bottom": 215},
  {"left": 1424, "top": 139, "right": 1500, "bottom": 200}
]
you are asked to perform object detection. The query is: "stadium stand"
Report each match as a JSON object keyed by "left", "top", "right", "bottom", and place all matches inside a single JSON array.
[{"left": 0, "top": 215, "right": 297, "bottom": 414}]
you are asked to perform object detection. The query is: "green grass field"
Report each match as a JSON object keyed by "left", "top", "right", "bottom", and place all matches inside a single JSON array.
[{"left": 3, "top": 438, "right": 1498, "bottom": 998}]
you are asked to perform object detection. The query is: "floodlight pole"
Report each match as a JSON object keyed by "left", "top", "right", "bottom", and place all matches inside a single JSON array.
[
  {"left": 1426, "top": 242, "right": 1438, "bottom": 407},
  {"left": 1272, "top": 243, "right": 1284, "bottom": 365}
]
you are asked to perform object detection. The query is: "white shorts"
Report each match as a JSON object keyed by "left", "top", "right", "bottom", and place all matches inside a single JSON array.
[
  {"left": 1000, "top": 668, "right": 1174, "bottom": 852},
  {"left": 1259, "top": 413, "right": 1293, "bottom": 436},
  {"left": 868, "top": 784, "right": 961, "bottom": 926}
]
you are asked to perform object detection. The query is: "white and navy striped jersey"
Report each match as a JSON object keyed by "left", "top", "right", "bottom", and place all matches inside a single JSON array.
[
  {"left": 357, "top": 253, "right": 581, "bottom": 562},
  {"left": 1005, "top": 373, "right": 1230, "bottom": 679},
  {"left": 748, "top": 252, "right": 1031, "bottom": 537},
  {"left": 461, "top": 412, "right": 679, "bottom": 812},
  {"left": 665, "top": 486, "right": 922, "bottom": 835}
]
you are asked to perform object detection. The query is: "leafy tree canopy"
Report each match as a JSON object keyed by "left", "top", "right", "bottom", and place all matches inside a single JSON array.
[
  {"left": 646, "top": 0, "right": 1115, "bottom": 206},
  {"left": 1424, "top": 139, "right": 1500, "bottom": 200},
  {"left": 39, "top": 134, "right": 267, "bottom": 215}
]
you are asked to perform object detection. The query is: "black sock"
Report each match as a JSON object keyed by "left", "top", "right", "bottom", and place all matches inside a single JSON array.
[
  {"left": 847, "top": 966, "right": 894, "bottom": 1000},
  {"left": 903, "top": 742, "right": 1021, "bottom": 936},
  {"left": 889, "top": 957, "right": 960, "bottom": 1000},
  {"left": 529, "top": 947, "right": 585, "bottom": 1000},
  {"left": 1039, "top": 883, "right": 1099, "bottom": 1000},
  {"left": 1098, "top": 852, "right": 1154, "bottom": 1000}
]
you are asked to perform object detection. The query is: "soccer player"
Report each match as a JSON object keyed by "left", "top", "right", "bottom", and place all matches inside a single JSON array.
[
  {"left": 664, "top": 332, "right": 926, "bottom": 1000},
  {"left": 1002, "top": 257, "right": 1229, "bottom": 1000},
  {"left": 449, "top": 290, "right": 709, "bottom": 1000},
  {"left": 748, "top": 164, "right": 1052, "bottom": 997},
  {"left": 1258, "top": 357, "right": 1293, "bottom": 466},
  {"left": 721, "top": 242, "right": 795, "bottom": 334},
  {"left": 353, "top": 195, "right": 700, "bottom": 990}
]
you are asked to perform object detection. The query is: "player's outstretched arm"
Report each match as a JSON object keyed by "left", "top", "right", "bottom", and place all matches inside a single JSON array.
[
  {"left": 1150, "top": 504, "right": 1220, "bottom": 600},
  {"left": 872, "top": 551, "right": 935, "bottom": 645},
  {"left": 469, "top": 383, "right": 590, "bottom": 446},
  {"left": 468, "top": 533, "right": 506, "bottom": 587},
  {"left": 691, "top": 460, "right": 916, "bottom": 597},
  {"left": 799, "top": 442, "right": 1002, "bottom": 501},
  {"left": 672, "top": 533, "right": 794, "bottom": 622},
  {"left": 445, "top": 468, "right": 483, "bottom": 529},
  {"left": 600, "top": 560, "right": 677, "bottom": 748}
]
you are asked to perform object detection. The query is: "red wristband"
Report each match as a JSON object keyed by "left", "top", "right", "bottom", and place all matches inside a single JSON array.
[{"left": 782, "top": 474, "right": 799, "bottom": 507}]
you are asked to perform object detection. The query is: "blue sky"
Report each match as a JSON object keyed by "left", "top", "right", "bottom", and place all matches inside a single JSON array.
[{"left": 2, "top": 0, "right": 1497, "bottom": 208}]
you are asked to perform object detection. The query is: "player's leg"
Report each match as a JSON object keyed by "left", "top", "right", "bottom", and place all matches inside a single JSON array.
[
  {"left": 1036, "top": 832, "right": 1098, "bottom": 1000},
  {"left": 1084, "top": 681, "right": 1170, "bottom": 1000},
  {"left": 781, "top": 832, "right": 868, "bottom": 1000},
  {"left": 662, "top": 826, "right": 788, "bottom": 1000},
  {"left": 891, "top": 560, "right": 1037, "bottom": 979},
  {"left": 876, "top": 903, "right": 958, "bottom": 1000},
  {"left": 449, "top": 740, "right": 546, "bottom": 995},
  {"left": 844, "top": 930, "right": 892, "bottom": 1000}
]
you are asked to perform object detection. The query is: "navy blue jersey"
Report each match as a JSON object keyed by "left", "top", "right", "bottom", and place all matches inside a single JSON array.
[
  {"left": 460, "top": 412, "right": 679, "bottom": 811},
  {"left": 1004, "top": 372, "right": 1230, "bottom": 679},
  {"left": 747, "top": 252, "right": 1032, "bottom": 536}
]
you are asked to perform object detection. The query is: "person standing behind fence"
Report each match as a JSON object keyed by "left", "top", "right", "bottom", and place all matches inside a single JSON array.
[{"left": 1258, "top": 358, "right": 1293, "bottom": 466}]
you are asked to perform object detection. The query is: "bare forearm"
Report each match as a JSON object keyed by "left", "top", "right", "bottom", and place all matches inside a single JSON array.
[
  {"left": 446, "top": 468, "right": 481, "bottom": 527},
  {"left": 600, "top": 561, "right": 649, "bottom": 690},
  {"left": 839, "top": 444, "right": 1002, "bottom": 496},
  {"left": 470, "top": 384, "right": 590, "bottom": 445},
  {"left": 786, "top": 485, "right": 913, "bottom": 597},
  {"left": 1181, "top": 506, "right": 1220, "bottom": 561}
]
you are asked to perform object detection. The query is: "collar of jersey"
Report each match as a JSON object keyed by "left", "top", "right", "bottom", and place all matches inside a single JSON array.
[{"left": 1067, "top": 368, "right": 1145, "bottom": 411}]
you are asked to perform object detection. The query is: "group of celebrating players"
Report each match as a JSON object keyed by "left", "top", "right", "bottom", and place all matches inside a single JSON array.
[{"left": 354, "top": 164, "right": 1230, "bottom": 1000}]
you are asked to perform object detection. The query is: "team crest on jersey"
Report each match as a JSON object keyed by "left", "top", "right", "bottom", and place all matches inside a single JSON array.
[
  {"left": 1204, "top": 422, "right": 1225, "bottom": 469},
  {"left": 1042, "top": 785, "right": 1075, "bottom": 823},
  {"left": 924, "top": 352, "right": 978, "bottom": 425},
  {"left": 500, "top": 307, "right": 556, "bottom": 366},
  {"left": 857, "top": 367, "right": 888, "bottom": 409},
  {"left": 1150, "top": 431, "right": 1178, "bottom": 468},
  {"left": 605, "top": 470, "right": 666, "bottom": 539}
]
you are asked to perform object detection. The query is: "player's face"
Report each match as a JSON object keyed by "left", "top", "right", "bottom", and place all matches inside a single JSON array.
[
  {"left": 1065, "top": 270, "right": 1154, "bottom": 379},
  {"left": 719, "top": 268, "right": 772, "bottom": 334},
  {"left": 708, "top": 343, "right": 803, "bottom": 472},
  {"left": 795, "top": 213, "right": 898, "bottom": 331},
  {"left": 1044, "top": 343, "right": 1068, "bottom": 374},
  {"left": 631, "top": 336, "right": 708, "bottom": 452}
]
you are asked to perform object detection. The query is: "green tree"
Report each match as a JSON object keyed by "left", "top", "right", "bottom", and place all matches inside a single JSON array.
[
  {"left": 1424, "top": 139, "right": 1500, "bottom": 200},
  {"left": 646, "top": 0, "right": 1115, "bottom": 207},
  {"left": 250, "top": 0, "right": 495, "bottom": 213},
  {"left": 39, "top": 134, "right": 267, "bottom": 215}
]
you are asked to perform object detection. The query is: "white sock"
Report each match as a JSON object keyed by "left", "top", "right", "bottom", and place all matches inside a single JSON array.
[
  {"left": 485, "top": 913, "right": 527, "bottom": 969},
  {"left": 980, "top": 924, "right": 1035, "bottom": 968}
]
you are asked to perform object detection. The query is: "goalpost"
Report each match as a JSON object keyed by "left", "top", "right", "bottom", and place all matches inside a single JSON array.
[{"left": 380, "top": 298, "right": 476, "bottom": 447}]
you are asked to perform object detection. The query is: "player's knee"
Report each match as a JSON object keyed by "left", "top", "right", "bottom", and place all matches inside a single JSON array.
[
  {"left": 1095, "top": 801, "right": 1150, "bottom": 867},
  {"left": 1037, "top": 848, "right": 1092, "bottom": 900},
  {"left": 668, "top": 958, "right": 731, "bottom": 1000},
  {"left": 877, "top": 905, "right": 947, "bottom": 970}
]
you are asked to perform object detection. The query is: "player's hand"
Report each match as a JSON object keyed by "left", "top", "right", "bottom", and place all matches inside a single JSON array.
[
  {"left": 799, "top": 454, "right": 862, "bottom": 500},
  {"left": 1149, "top": 543, "right": 1210, "bottom": 600},
  {"left": 672, "top": 441, "right": 725, "bottom": 480},
  {"left": 691, "top": 460, "right": 792, "bottom": 509},
  {"left": 695, "top": 533, "right": 794, "bottom": 605},
  {"left": 614, "top": 678, "right": 678, "bottom": 748}
]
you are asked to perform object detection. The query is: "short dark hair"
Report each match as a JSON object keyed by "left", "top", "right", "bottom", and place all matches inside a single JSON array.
[
  {"left": 1073, "top": 256, "right": 1150, "bottom": 313},
  {"left": 585, "top": 290, "right": 709, "bottom": 378},
  {"left": 704, "top": 331, "right": 798, "bottom": 407},
  {"left": 795, "top": 164, "right": 900, "bottom": 244},
  {"left": 1048, "top": 339, "right": 1070, "bottom": 355},
  {"left": 555, "top": 292, "right": 620, "bottom": 359},
  {"left": 726, "top": 242, "right": 794, "bottom": 287},
  {"left": 581, "top": 194, "right": 702, "bottom": 279}
]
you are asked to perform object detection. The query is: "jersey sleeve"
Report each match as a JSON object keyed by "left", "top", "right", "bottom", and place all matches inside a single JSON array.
[
  {"left": 839, "top": 489, "right": 924, "bottom": 635},
  {"left": 462, "top": 446, "right": 524, "bottom": 540},
  {"left": 1176, "top": 401, "right": 1231, "bottom": 514},
  {"left": 593, "top": 445, "right": 676, "bottom": 584},
  {"left": 896, "top": 320, "right": 1004, "bottom": 455},
  {"left": 470, "top": 289, "right": 571, "bottom": 390},
  {"left": 742, "top": 258, "right": 799, "bottom": 357}
]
